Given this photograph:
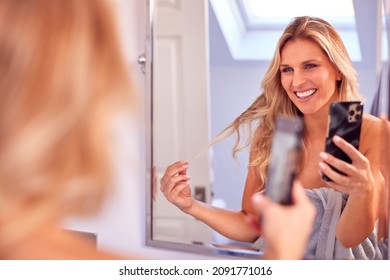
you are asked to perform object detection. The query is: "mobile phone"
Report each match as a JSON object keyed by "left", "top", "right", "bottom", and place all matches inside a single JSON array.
[
  {"left": 322, "top": 101, "right": 363, "bottom": 181},
  {"left": 265, "top": 116, "right": 304, "bottom": 205}
]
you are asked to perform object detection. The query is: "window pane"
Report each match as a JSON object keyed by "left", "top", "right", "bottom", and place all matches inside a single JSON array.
[{"left": 244, "top": 0, "right": 355, "bottom": 23}]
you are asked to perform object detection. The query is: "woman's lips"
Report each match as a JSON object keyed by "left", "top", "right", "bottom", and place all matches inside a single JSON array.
[{"left": 295, "top": 89, "right": 317, "bottom": 100}]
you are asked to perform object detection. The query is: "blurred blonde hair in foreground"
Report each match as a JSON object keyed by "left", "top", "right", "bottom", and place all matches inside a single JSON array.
[{"left": 0, "top": 0, "right": 136, "bottom": 258}]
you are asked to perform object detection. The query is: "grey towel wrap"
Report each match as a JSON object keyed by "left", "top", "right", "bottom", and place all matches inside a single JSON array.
[{"left": 252, "top": 187, "right": 387, "bottom": 259}]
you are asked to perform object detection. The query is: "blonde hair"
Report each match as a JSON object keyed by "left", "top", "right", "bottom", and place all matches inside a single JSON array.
[
  {"left": 0, "top": 0, "right": 136, "bottom": 247},
  {"left": 217, "top": 16, "right": 364, "bottom": 190}
]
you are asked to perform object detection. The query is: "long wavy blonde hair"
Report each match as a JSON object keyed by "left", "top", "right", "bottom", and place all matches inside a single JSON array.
[
  {"left": 217, "top": 16, "right": 364, "bottom": 191},
  {"left": 0, "top": 0, "right": 136, "bottom": 248}
]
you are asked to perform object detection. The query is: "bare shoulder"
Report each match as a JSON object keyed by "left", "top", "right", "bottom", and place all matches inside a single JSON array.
[
  {"left": 362, "top": 113, "right": 382, "bottom": 136},
  {"left": 1, "top": 227, "right": 138, "bottom": 260},
  {"left": 360, "top": 113, "right": 384, "bottom": 158}
]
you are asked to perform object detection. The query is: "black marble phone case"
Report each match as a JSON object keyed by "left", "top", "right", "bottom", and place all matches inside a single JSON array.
[{"left": 322, "top": 101, "right": 363, "bottom": 182}]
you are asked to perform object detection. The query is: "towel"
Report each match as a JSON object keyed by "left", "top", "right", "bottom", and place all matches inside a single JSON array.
[
  {"left": 252, "top": 187, "right": 387, "bottom": 259},
  {"left": 305, "top": 187, "right": 347, "bottom": 259}
]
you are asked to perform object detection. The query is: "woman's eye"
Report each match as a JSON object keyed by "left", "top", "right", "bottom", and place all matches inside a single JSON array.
[
  {"left": 305, "top": 63, "right": 317, "bottom": 69},
  {"left": 281, "top": 67, "right": 292, "bottom": 73}
]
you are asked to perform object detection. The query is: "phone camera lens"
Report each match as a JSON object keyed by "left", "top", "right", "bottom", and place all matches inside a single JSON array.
[
  {"left": 356, "top": 105, "right": 362, "bottom": 111},
  {"left": 355, "top": 113, "right": 361, "bottom": 120},
  {"left": 349, "top": 110, "right": 355, "bottom": 116}
]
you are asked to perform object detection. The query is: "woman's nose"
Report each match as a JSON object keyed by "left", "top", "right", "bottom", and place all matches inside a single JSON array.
[{"left": 292, "top": 71, "right": 306, "bottom": 88}]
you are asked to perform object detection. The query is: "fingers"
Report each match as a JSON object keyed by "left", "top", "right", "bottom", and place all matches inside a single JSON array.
[
  {"left": 291, "top": 181, "right": 308, "bottom": 205},
  {"left": 160, "top": 172, "right": 190, "bottom": 196},
  {"left": 331, "top": 136, "right": 369, "bottom": 169},
  {"left": 160, "top": 161, "right": 190, "bottom": 201},
  {"left": 319, "top": 136, "right": 367, "bottom": 185},
  {"left": 318, "top": 158, "right": 351, "bottom": 188},
  {"left": 170, "top": 181, "right": 191, "bottom": 199},
  {"left": 165, "top": 160, "right": 189, "bottom": 178},
  {"left": 319, "top": 151, "right": 356, "bottom": 177},
  {"left": 251, "top": 180, "right": 308, "bottom": 215},
  {"left": 160, "top": 160, "right": 189, "bottom": 191},
  {"left": 157, "top": 161, "right": 194, "bottom": 211},
  {"left": 251, "top": 180, "right": 315, "bottom": 250},
  {"left": 319, "top": 136, "right": 373, "bottom": 194}
]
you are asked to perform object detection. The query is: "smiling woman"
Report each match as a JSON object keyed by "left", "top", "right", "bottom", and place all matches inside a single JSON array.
[
  {"left": 148, "top": 0, "right": 389, "bottom": 259},
  {"left": 209, "top": 16, "right": 385, "bottom": 259},
  {"left": 279, "top": 39, "right": 344, "bottom": 113}
]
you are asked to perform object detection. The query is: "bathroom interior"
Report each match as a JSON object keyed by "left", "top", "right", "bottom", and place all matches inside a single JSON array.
[{"left": 64, "top": 0, "right": 390, "bottom": 260}]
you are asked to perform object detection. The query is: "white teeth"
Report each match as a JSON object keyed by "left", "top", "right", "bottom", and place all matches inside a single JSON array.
[{"left": 296, "top": 89, "right": 316, "bottom": 98}]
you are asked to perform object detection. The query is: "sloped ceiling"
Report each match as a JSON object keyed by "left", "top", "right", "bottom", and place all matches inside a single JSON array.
[{"left": 210, "top": 0, "right": 385, "bottom": 65}]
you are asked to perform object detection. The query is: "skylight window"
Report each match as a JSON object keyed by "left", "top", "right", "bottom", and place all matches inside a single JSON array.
[
  {"left": 210, "top": 0, "right": 387, "bottom": 62},
  {"left": 239, "top": 0, "right": 356, "bottom": 28}
]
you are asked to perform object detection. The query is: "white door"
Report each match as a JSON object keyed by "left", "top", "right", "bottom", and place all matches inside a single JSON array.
[{"left": 152, "top": 0, "right": 214, "bottom": 245}]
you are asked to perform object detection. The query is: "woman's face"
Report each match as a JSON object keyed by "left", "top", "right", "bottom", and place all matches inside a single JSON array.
[{"left": 279, "top": 39, "right": 341, "bottom": 116}]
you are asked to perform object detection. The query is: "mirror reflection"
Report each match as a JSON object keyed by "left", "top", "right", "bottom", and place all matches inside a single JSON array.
[{"left": 150, "top": 0, "right": 390, "bottom": 259}]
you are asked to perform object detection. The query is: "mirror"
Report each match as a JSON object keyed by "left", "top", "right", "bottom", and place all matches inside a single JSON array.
[{"left": 146, "top": 0, "right": 390, "bottom": 259}]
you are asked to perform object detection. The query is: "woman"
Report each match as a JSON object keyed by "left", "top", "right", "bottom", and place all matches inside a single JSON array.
[
  {"left": 0, "top": 0, "right": 136, "bottom": 259},
  {"left": 161, "top": 16, "right": 385, "bottom": 259}
]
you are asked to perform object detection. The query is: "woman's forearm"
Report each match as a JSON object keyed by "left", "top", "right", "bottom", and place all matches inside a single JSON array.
[
  {"left": 185, "top": 200, "right": 260, "bottom": 243},
  {"left": 336, "top": 191, "right": 376, "bottom": 248}
]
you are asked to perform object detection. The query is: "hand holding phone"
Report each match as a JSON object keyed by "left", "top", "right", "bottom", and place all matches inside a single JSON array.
[
  {"left": 322, "top": 101, "right": 363, "bottom": 181},
  {"left": 265, "top": 116, "right": 304, "bottom": 205}
]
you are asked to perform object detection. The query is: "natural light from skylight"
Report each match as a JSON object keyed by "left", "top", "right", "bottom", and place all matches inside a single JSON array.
[
  {"left": 209, "top": 0, "right": 389, "bottom": 62},
  {"left": 243, "top": 0, "right": 355, "bottom": 25}
]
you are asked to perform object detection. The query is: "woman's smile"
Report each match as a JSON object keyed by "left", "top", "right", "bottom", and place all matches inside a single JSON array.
[{"left": 295, "top": 89, "right": 317, "bottom": 100}]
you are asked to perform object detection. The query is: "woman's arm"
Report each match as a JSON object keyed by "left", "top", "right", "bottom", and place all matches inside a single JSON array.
[
  {"left": 159, "top": 125, "right": 266, "bottom": 242},
  {"left": 160, "top": 160, "right": 261, "bottom": 242},
  {"left": 185, "top": 200, "right": 259, "bottom": 242},
  {"left": 319, "top": 115, "right": 383, "bottom": 247}
]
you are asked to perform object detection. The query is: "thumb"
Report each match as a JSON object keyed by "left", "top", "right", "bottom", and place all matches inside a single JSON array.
[
  {"left": 291, "top": 180, "right": 309, "bottom": 205},
  {"left": 251, "top": 192, "right": 272, "bottom": 216}
]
